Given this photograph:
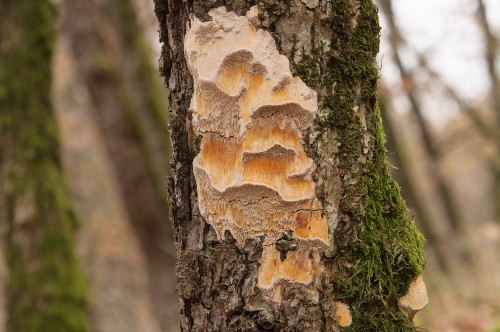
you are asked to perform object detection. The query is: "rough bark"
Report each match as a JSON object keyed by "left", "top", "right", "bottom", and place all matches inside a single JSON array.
[
  {"left": 0, "top": 1, "right": 88, "bottom": 330},
  {"left": 155, "top": 0, "right": 425, "bottom": 330},
  {"left": 60, "top": 0, "right": 176, "bottom": 329}
]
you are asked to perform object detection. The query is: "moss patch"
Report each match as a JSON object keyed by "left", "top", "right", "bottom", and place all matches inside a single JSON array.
[
  {"left": 322, "top": 1, "right": 425, "bottom": 330},
  {"left": 331, "top": 104, "right": 425, "bottom": 331}
]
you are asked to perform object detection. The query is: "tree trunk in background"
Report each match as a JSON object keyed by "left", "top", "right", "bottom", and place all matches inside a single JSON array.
[
  {"left": 477, "top": 0, "right": 500, "bottom": 222},
  {"left": 155, "top": 0, "right": 426, "bottom": 330},
  {"left": 379, "top": 0, "right": 464, "bottom": 234},
  {"left": 379, "top": 95, "right": 449, "bottom": 273},
  {"left": 0, "top": 1, "right": 88, "bottom": 331},
  {"left": 61, "top": 0, "right": 176, "bottom": 329}
]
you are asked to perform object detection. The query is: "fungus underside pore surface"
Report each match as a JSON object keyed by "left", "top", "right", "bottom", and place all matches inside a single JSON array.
[{"left": 262, "top": 0, "right": 425, "bottom": 330}]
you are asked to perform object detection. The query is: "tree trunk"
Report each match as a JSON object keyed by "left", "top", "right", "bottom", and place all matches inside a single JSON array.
[
  {"left": 0, "top": 1, "right": 88, "bottom": 331},
  {"left": 61, "top": 0, "right": 177, "bottom": 329},
  {"left": 154, "top": 0, "right": 426, "bottom": 330},
  {"left": 477, "top": 0, "right": 500, "bottom": 222},
  {"left": 379, "top": 0, "right": 464, "bottom": 234}
]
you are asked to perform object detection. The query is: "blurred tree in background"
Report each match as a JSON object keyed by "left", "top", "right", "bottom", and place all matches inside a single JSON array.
[
  {"left": 59, "top": 0, "right": 175, "bottom": 329},
  {"left": 1, "top": 0, "right": 176, "bottom": 330},
  {"left": 0, "top": 0, "right": 88, "bottom": 331},
  {"left": 377, "top": 0, "right": 500, "bottom": 329}
]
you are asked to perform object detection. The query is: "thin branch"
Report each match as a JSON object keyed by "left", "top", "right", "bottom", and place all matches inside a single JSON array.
[{"left": 418, "top": 54, "right": 500, "bottom": 142}]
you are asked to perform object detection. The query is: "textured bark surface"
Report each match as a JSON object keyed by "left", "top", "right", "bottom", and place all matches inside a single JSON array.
[{"left": 154, "top": 0, "right": 425, "bottom": 330}]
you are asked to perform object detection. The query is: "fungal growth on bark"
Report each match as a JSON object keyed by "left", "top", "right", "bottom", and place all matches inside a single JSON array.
[
  {"left": 334, "top": 302, "right": 353, "bottom": 328},
  {"left": 398, "top": 275, "right": 429, "bottom": 319},
  {"left": 185, "top": 6, "right": 330, "bottom": 290}
]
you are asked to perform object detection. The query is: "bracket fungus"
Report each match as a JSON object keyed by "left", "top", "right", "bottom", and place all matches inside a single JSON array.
[
  {"left": 398, "top": 275, "right": 429, "bottom": 319},
  {"left": 334, "top": 302, "right": 352, "bottom": 328},
  {"left": 185, "top": 6, "right": 329, "bottom": 290}
]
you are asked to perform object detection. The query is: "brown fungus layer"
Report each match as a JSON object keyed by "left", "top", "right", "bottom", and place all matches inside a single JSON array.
[{"left": 185, "top": 7, "right": 329, "bottom": 290}]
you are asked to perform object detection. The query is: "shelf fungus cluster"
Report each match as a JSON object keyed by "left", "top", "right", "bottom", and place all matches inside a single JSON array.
[{"left": 185, "top": 7, "right": 330, "bottom": 289}]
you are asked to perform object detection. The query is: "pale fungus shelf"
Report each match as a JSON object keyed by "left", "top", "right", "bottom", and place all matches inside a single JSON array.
[
  {"left": 398, "top": 275, "right": 429, "bottom": 319},
  {"left": 334, "top": 302, "right": 352, "bottom": 328},
  {"left": 185, "top": 6, "right": 330, "bottom": 290}
]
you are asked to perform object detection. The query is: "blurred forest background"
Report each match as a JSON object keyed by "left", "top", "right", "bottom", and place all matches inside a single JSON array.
[{"left": 1, "top": 0, "right": 500, "bottom": 331}]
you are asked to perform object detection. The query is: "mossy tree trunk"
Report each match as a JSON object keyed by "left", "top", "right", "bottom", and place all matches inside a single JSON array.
[
  {"left": 0, "top": 1, "right": 88, "bottom": 331},
  {"left": 154, "top": 0, "right": 425, "bottom": 330},
  {"left": 61, "top": 0, "right": 176, "bottom": 329}
]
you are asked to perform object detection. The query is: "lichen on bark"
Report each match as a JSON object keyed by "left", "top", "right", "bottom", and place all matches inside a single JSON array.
[{"left": 0, "top": 1, "right": 88, "bottom": 331}]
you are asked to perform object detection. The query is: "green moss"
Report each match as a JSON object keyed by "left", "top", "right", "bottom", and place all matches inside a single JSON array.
[
  {"left": 332, "top": 104, "right": 425, "bottom": 331},
  {"left": 0, "top": 0, "right": 89, "bottom": 331},
  {"left": 285, "top": 0, "right": 425, "bottom": 330}
]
